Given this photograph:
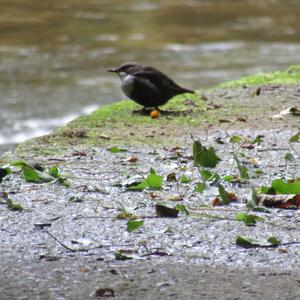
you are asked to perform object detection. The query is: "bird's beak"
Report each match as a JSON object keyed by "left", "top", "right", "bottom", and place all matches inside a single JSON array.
[{"left": 108, "top": 67, "right": 118, "bottom": 73}]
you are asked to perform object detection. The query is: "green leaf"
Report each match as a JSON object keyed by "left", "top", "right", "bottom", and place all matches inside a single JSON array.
[
  {"left": 251, "top": 135, "right": 264, "bottom": 145},
  {"left": 127, "top": 220, "right": 144, "bottom": 232},
  {"left": 7, "top": 198, "right": 24, "bottom": 211},
  {"left": 200, "top": 169, "right": 213, "bottom": 181},
  {"left": 116, "top": 211, "right": 137, "bottom": 220},
  {"left": 22, "top": 166, "right": 53, "bottom": 183},
  {"left": 108, "top": 146, "right": 127, "bottom": 153},
  {"left": 193, "top": 140, "right": 220, "bottom": 168},
  {"left": 218, "top": 184, "right": 230, "bottom": 205},
  {"left": 234, "top": 212, "right": 264, "bottom": 226},
  {"left": 229, "top": 135, "right": 242, "bottom": 144},
  {"left": 289, "top": 131, "right": 300, "bottom": 143},
  {"left": 0, "top": 167, "right": 11, "bottom": 183},
  {"left": 195, "top": 182, "right": 205, "bottom": 193},
  {"left": 114, "top": 251, "right": 133, "bottom": 260},
  {"left": 180, "top": 174, "right": 191, "bottom": 183},
  {"left": 223, "top": 175, "right": 235, "bottom": 182},
  {"left": 267, "top": 236, "right": 281, "bottom": 246},
  {"left": 127, "top": 170, "right": 163, "bottom": 191},
  {"left": 200, "top": 170, "right": 220, "bottom": 182},
  {"left": 236, "top": 235, "right": 281, "bottom": 248},
  {"left": 271, "top": 179, "right": 300, "bottom": 194},
  {"left": 146, "top": 172, "right": 163, "bottom": 189},
  {"left": 233, "top": 154, "right": 249, "bottom": 180},
  {"left": 48, "top": 166, "right": 59, "bottom": 178},
  {"left": 10, "top": 160, "right": 30, "bottom": 168},
  {"left": 284, "top": 153, "right": 295, "bottom": 162},
  {"left": 175, "top": 204, "right": 190, "bottom": 215}
]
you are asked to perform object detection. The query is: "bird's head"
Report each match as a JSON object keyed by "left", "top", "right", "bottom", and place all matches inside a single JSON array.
[{"left": 108, "top": 62, "right": 140, "bottom": 78}]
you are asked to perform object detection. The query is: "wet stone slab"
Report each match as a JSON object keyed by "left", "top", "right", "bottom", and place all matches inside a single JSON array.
[{"left": 0, "top": 127, "right": 299, "bottom": 299}]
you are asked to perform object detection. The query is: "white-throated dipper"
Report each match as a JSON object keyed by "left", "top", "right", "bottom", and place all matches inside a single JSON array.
[{"left": 108, "top": 62, "right": 194, "bottom": 109}]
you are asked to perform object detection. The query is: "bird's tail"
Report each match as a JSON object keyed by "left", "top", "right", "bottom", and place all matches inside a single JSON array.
[{"left": 179, "top": 87, "right": 195, "bottom": 94}]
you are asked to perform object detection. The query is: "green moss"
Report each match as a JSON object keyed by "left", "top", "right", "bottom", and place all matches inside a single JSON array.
[
  {"left": 11, "top": 65, "right": 300, "bottom": 157},
  {"left": 220, "top": 65, "right": 300, "bottom": 88}
]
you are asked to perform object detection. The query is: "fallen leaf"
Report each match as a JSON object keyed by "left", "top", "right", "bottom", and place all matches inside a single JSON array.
[
  {"left": 127, "top": 220, "right": 144, "bottom": 232},
  {"left": 95, "top": 288, "right": 115, "bottom": 297},
  {"left": 218, "top": 119, "right": 230, "bottom": 123},
  {"left": 166, "top": 172, "right": 177, "bottom": 182},
  {"left": 256, "top": 194, "right": 300, "bottom": 209},
  {"left": 156, "top": 204, "right": 179, "bottom": 218},
  {"left": 240, "top": 142, "right": 254, "bottom": 149},
  {"left": 236, "top": 117, "right": 247, "bottom": 122},
  {"left": 236, "top": 235, "right": 281, "bottom": 248},
  {"left": 272, "top": 107, "right": 300, "bottom": 119},
  {"left": 127, "top": 157, "right": 139, "bottom": 163}
]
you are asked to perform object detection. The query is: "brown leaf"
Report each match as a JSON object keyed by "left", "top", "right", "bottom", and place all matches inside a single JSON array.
[
  {"left": 236, "top": 117, "right": 247, "bottom": 122},
  {"left": 256, "top": 194, "right": 300, "bottom": 209},
  {"left": 211, "top": 197, "right": 222, "bottom": 207},
  {"left": 95, "top": 288, "right": 115, "bottom": 297},
  {"left": 240, "top": 142, "right": 254, "bottom": 149},
  {"left": 167, "top": 172, "right": 177, "bottom": 182},
  {"left": 218, "top": 119, "right": 230, "bottom": 123},
  {"left": 127, "top": 157, "right": 139, "bottom": 163},
  {"left": 256, "top": 87, "right": 262, "bottom": 96},
  {"left": 156, "top": 204, "right": 179, "bottom": 218}
]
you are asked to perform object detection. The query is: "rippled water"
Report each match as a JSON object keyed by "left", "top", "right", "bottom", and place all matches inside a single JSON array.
[{"left": 1, "top": 0, "right": 300, "bottom": 151}]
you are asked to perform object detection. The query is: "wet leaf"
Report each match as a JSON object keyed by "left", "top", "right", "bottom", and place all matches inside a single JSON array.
[
  {"left": 95, "top": 287, "right": 115, "bottom": 297},
  {"left": 200, "top": 169, "right": 220, "bottom": 182},
  {"left": 0, "top": 167, "right": 11, "bottom": 183},
  {"left": 229, "top": 135, "right": 242, "bottom": 144},
  {"left": 48, "top": 166, "right": 59, "bottom": 178},
  {"left": 223, "top": 175, "right": 235, "bottom": 182},
  {"left": 271, "top": 179, "right": 300, "bottom": 194},
  {"left": 48, "top": 166, "right": 69, "bottom": 187},
  {"left": 192, "top": 140, "right": 220, "bottom": 168},
  {"left": 234, "top": 212, "right": 264, "bottom": 226},
  {"left": 166, "top": 172, "right": 177, "bottom": 182},
  {"left": 218, "top": 184, "right": 230, "bottom": 205},
  {"left": 7, "top": 198, "right": 24, "bottom": 211},
  {"left": 108, "top": 146, "right": 127, "bottom": 153},
  {"left": 10, "top": 160, "right": 30, "bottom": 168},
  {"left": 195, "top": 182, "right": 205, "bottom": 193},
  {"left": 256, "top": 194, "right": 300, "bottom": 209},
  {"left": 284, "top": 152, "right": 295, "bottom": 162},
  {"left": 156, "top": 204, "right": 179, "bottom": 218},
  {"left": 22, "top": 166, "right": 53, "bottom": 183},
  {"left": 128, "top": 170, "right": 162, "bottom": 191},
  {"left": 233, "top": 154, "right": 249, "bottom": 180},
  {"left": 289, "top": 131, "right": 300, "bottom": 143},
  {"left": 127, "top": 220, "right": 144, "bottom": 232},
  {"left": 236, "top": 235, "right": 281, "bottom": 248},
  {"left": 127, "top": 157, "right": 139, "bottom": 163},
  {"left": 251, "top": 135, "right": 264, "bottom": 145},
  {"left": 68, "top": 196, "right": 83, "bottom": 203},
  {"left": 180, "top": 174, "right": 191, "bottom": 183},
  {"left": 116, "top": 211, "right": 137, "bottom": 220},
  {"left": 114, "top": 251, "right": 133, "bottom": 260},
  {"left": 175, "top": 204, "right": 190, "bottom": 215}
]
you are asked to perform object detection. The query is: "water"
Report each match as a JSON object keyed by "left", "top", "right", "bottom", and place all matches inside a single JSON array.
[{"left": 1, "top": 0, "right": 300, "bottom": 152}]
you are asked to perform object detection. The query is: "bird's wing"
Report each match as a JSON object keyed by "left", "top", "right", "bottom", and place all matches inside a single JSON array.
[
  {"left": 133, "top": 69, "right": 194, "bottom": 95},
  {"left": 132, "top": 70, "right": 172, "bottom": 91}
]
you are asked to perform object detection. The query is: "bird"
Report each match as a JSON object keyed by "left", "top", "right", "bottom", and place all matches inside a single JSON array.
[{"left": 108, "top": 62, "right": 195, "bottom": 109}]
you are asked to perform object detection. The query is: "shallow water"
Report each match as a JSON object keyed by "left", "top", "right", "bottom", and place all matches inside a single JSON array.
[{"left": 1, "top": 0, "right": 300, "bottom": 150}]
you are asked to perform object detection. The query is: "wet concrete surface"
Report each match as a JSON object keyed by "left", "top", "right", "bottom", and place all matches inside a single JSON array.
[{"left": 1, "top": 84, "right": 300, "bottom": 299}]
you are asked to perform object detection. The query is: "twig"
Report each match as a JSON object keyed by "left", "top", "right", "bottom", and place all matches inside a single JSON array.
[{"left": 46, "top": 230, "right": 135, "bottom": 252}]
